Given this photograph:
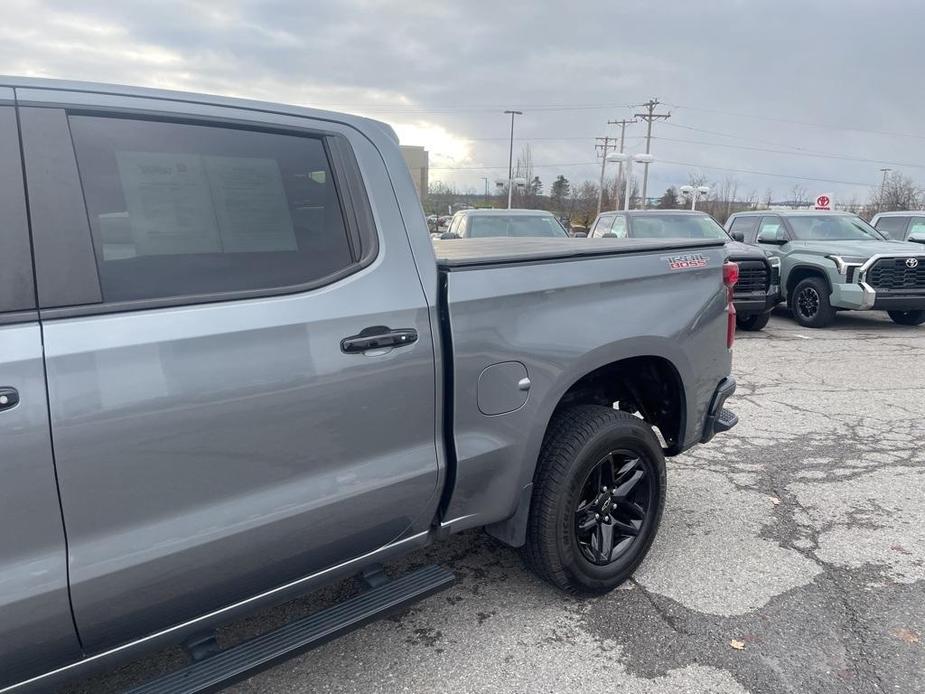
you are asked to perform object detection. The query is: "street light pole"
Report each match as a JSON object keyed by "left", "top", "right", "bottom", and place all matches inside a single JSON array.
[
  {"left": 481, "top": 177, "right": 489, "bottom": 207},
  {"left": 504, "top": 110, "right": 523, "bottom": 210}
]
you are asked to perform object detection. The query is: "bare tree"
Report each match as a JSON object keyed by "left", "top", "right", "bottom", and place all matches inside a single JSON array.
[
  {"left": 513, "top": 144, "right": 535, "bottom": 208},
  {"left": 789, "top": 185, "right": 808, "bottom": 208},
  {"left": 842, "top": 194, "right": 861, "bottom": 214},
  {"left": 604, "top": 173, "right": 625, "bottom": 210},
  {"left": 687, "top": 172, "right": 710, "bottom": 188},
  {"left": 424, "top": 180, "right": 459, "bottom": 215},
  {"left": 869, "top": 170, "right": 923, "bottom": 214},
  {"left": 572, "top": 181, "right": 600, "bottom": 227}
]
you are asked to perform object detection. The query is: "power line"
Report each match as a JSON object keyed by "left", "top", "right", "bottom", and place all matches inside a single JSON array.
[
  {"left": 658, "top": 159, "right": 876, "bottom": 188},
  {"left": 652, "top": 135, "right": 925, "bottom": 170},
  {"left": 303, "top": 98, "right": 925, "bottom": 143},
  {"left": 666, "top": 102, "right": 925, "bottom": 141},
  {"left": 664, "top": 121, "right": 814, "bottom": 149}
]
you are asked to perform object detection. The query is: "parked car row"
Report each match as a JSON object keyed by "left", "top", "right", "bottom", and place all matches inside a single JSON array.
[{"left": 436, "top": 207, "right": 925, "bottom": 329}]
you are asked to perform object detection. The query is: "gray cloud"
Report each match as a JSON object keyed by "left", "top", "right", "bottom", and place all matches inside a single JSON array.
[{"left": 2, "top": 0, "right": 924, "bottom": 202}]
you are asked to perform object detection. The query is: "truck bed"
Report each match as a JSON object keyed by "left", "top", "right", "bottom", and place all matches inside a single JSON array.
[
  {"left": 434, "top": 237, "right": 732, "bottom": 538},
  {"left": 433, "top": 237, "right": 726, "bottom": 268}
]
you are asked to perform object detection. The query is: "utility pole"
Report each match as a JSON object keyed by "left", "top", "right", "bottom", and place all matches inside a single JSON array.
[
  {"left": 504, "top": 110, "right": 523, "bottom": 209},
  {"left": 595, "top": 136, "right": 613, "bottom": 216},
  {"left": 879, "top": 168, "right": 892, "bottom": 210},
  {"left": 607, "top": 118, "right": 636, "bottom": 209},
  {"left": 481, "top": 177, "right": 489, "bottom": 207},
  {"left": 633, "top": 98, "right": 671, "bottom": 209}
]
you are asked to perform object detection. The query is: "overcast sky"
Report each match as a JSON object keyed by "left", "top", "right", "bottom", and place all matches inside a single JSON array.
[{"left": 2, "top": 0, "right": 924, "bottom": 203}]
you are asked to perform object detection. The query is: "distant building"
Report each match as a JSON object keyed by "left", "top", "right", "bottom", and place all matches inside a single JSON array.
[{"left": 400, "top": 145, "right": 429, "bottom": 201}]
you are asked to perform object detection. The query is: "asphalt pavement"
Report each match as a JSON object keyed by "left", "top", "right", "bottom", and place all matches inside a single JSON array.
[{"left": 63, "top": 308, "right": 925, "bottom": 694}]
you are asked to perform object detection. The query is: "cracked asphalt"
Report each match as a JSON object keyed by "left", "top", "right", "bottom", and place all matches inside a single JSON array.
[{"left": 62, "top": 309, "right": 924, "bottom": 694}]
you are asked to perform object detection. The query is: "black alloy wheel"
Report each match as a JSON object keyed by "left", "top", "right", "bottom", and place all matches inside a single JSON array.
[
  {"left": 790, "top": 277, "right": 835, "bottom": 328},
  {"left": 524, "top": 406, "right": 666, "bottom": 594},
  {"left": 796, "top": 286, "right": 820, "bottom": 320},
  {"left": 574, "top": 451, "right": 652, "bottom": 566}
]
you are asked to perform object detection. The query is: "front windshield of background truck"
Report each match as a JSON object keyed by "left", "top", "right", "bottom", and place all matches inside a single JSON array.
[
  {"left": 787, "top": 215, "right": 882, "bottom": 241},
  {"left": 630, "top": 214, "right": 729, "bottom": 240},
  {"left": 467, "top": 214, "right": 570, "bottom": 238}
]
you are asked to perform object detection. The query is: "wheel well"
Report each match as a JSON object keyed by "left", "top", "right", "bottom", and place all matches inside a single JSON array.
[
  {"left": 551, "top": 356, "right": 685, "bottom": 455},
  {"left": 786, "top": 266, "right": 830, "bottom": 300}
]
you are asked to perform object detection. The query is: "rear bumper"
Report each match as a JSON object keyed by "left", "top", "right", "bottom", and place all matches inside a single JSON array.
[{"left": 701, "top": 377, "right": 738, "bottom": 444}]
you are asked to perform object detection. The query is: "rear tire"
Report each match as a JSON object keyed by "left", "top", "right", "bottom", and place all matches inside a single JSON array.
[
  {"left": 524, "top": 405, "right": 666, "bottom": 594},
  {"left": 736, "top": 311, "right": 771, "bottom": 331},
  {"left": 790, "top": 277, "right": 835, "bottom": 328},
  {"left": 888, "top": 310, "right": 925, "bottom": 326}
]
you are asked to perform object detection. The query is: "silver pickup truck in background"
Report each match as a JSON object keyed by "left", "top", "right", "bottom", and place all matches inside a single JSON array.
[{"left": 0, "top": 77, "right": 738, "bottom": 692}]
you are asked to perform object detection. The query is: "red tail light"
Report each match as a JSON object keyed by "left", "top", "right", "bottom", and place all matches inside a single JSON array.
[
  {"left": 723, "top": 261, "right": 739, "bottom": 289},
  {"left": 723, "top": 262, "right": 738, "bottom": 349}
]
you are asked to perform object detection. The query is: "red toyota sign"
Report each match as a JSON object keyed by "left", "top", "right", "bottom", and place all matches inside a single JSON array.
[{"left": 814, "top": 194, "right": 832, "bottom": 210}]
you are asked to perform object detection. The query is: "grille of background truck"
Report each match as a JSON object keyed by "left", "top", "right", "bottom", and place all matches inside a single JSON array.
[
  {"left": 732, "top": 259, "right": 770, "bottom": 294},
  {"left": 867, "top": 258, "right": 925, "bottom": 290}
]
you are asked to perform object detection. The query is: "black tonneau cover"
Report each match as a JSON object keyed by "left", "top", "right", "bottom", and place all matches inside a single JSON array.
[{"left": 433, "top": 237, "right": 726, "bottom": 269}]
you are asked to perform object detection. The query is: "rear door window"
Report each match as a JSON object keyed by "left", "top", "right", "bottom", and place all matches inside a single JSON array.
[
  {"left": 874, "top": 216, "right": 909, "bottom": 240},
  {"left": 69, "top": 116, "right": 355, "bottom": 304},
  {"left": 0, "top": 106, "right": 36, "bottom": 315}
]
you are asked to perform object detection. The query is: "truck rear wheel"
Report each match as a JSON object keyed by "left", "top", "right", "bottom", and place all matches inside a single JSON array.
[
  {"left": 524, "top": 405, "right": 666, "bottom": 594},
  {"left": 736, "top": 311, "right": 771, "bottom": 331},
  {"left": 888, "top": 310, "right": 925, "bottom": 326},
  {"left": 790, "top": 277, "right": 835, "bottom": 328}
]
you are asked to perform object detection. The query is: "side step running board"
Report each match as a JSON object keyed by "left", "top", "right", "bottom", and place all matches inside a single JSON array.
[{"left": 126, "top": 564, "right": 455, "bottom": 694}]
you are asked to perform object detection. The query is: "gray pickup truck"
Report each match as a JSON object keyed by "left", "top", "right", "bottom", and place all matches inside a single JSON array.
[{"left": 0, "top": 77, "right": 738, "bottom": 693}]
